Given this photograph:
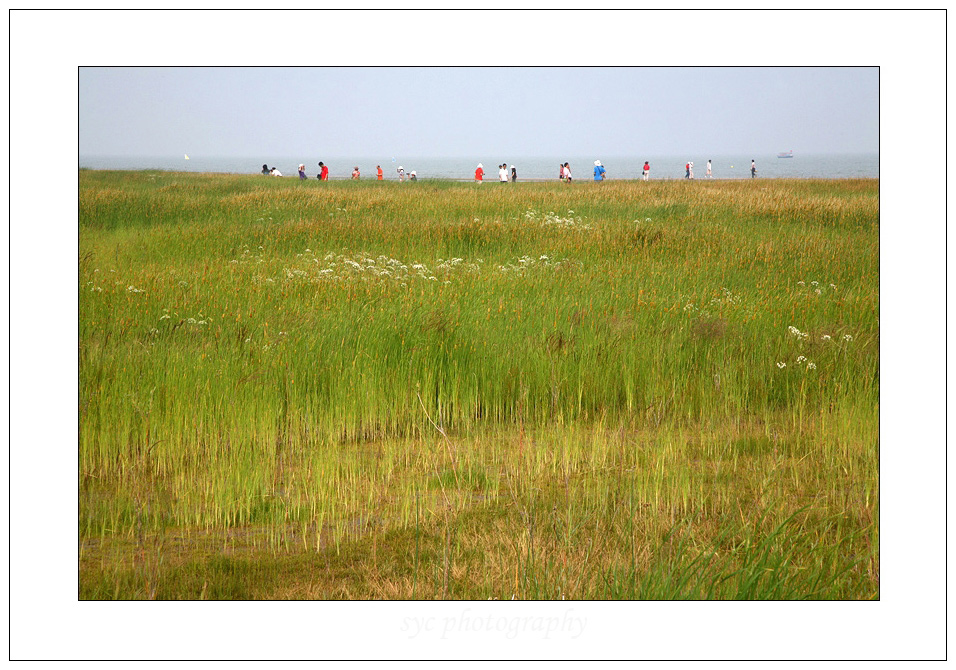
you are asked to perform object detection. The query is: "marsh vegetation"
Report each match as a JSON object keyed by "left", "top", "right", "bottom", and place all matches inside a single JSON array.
[{"left": 79, "top": 172, "right": 879, "bottom": 599}]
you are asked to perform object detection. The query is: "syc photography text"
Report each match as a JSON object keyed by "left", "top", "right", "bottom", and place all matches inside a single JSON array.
[{"left": 401, "top": 608, "right": 587, "bottom": 640}]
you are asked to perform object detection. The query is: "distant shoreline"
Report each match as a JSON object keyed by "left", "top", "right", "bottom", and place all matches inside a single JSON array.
[{"left": 77, "top": 167, "right": 878, "bottom": 182}]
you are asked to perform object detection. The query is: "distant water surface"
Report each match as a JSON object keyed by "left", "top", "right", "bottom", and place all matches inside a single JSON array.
[{"left": 80, "top": 153, "right": 879, "bottom": 181}]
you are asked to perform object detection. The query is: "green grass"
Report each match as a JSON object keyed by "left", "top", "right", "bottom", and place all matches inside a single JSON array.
[{"left": 79, "top": 170, "right": 879, "bottom": 599}]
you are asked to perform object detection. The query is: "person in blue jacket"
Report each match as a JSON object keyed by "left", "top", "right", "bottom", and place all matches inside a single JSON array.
[{"left": 593, "top": 160, "right": 607, "bottom": 181}]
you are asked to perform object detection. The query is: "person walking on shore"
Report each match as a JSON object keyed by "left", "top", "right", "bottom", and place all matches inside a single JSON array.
[
  {"left": 593, "top": 160, "right": 606, "bottom": 181},
  {"left": 511, "top": 165, "right": 517, "bottom": 182},
  {"left": 377, "top": 165, "right": 383, "bottom": 180},
  {"left": 475, "top": 163, "right": 484, "bottom": 183},
  {"left": 642, "top": 161, "right": 650, "bottom": 181},
  {"left": 397, "top": 165, "right": 405, "bottom": 182},
  {"left": 499, "top": 164, "right": 508, "bottom": 183},
  {"left": 298, "top": 164, "right": 307, "bottom": 180},
  {"left": 564, "top": 162, "right": 572, "bottom": 182},
  {"left": 706, "top": 160, "right": 712, "bottom": 178},
  {"left": 751, "top": 159, "right": 756, "bottom": 178},
  {"left": 689, "top": 162, "right": 694, "bottom": 179},
  {"left": 318, "top": 162, "right": 329, "bottom": 180},
  {"left": 559, "top": 164, "right": 566, "bottom": 181},
  {"left": 352, "top": 166, "right": 361, "bottom": 180},
  {"left": 685, "top": 162, "right": 691, "bottom": 179}
]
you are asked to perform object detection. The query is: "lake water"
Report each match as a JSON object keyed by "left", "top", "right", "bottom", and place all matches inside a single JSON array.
[{"left": 79, "top": 153, "right": 879, "bottom": 181}]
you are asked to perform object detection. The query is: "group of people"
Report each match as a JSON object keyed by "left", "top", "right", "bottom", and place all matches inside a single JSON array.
[
  {"left": 684, "top": 160, "right": 715, "bottom": 179},
  {"left": 396, "top": 166, "right": 418, "bottom": 181},
  {"left": 473, "top": 163, "right": 518, "bottom": 182},
  {"left": 263, "top": 158, "right": 760, "bottom": 181},
  {"left": 264, "top": 162, "right": 417, "bottom": 181},
  {"left": 558, "top": 160, "right": 607, "bottom": 182},
  {"left": 474, "top": 160, "right": 606, "bottom": 183},
  {"left": 682, "top": 159, "right": 757, "bottom": 179}
]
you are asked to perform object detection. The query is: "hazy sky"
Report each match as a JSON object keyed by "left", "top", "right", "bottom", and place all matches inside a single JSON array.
[{"left": 79, "top": 67, "right": 878, "bottom": 158}]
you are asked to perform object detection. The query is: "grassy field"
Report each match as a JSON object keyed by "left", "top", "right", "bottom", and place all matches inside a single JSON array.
[{"left": 78, "top": 170, "right": 879, "bottom": 600}]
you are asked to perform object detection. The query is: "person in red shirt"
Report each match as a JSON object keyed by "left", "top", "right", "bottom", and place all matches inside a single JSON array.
[
  {"left": 377, "top": 165, "right": 383, "bottom": 180},
  {"left": 475, "top": 163, "right": 484, "bottom": 183},
  {"left": 318, "top": 162, "right": 329, "bottom": 180}
]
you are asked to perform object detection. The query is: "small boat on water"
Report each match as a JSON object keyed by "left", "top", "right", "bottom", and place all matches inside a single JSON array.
[{"left": 777, "top": 150, "right": 793, "bottom": 158}]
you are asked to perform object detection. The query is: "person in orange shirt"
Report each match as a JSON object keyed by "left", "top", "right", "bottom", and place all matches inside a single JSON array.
[
  {"left": 377, "top": 165, "right": 383, "bottom": 180},
  {"left": 475, "top": 163, "right": 484, "bottom": 183}
]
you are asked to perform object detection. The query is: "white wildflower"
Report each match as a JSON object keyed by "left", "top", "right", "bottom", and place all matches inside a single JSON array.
[
  {"left": 807, "top": 362, "right": 817, "bottom": 370},
  {"left": 777, "top": 362, "right": 787, "bottom": 369},
  {"left": 843, "top": 334, "right": 853, "bottom": 342},
  {"left": 787, "top": 326, "right": 809, "bottom": 340}
]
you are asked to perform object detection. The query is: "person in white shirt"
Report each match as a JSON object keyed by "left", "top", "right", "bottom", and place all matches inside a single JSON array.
[
  {"left": 270, "top": 167, "right": 282, "bottom": 177},
  {"left": 499, "top": 164, "right": 508, "bottom": 182}
]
